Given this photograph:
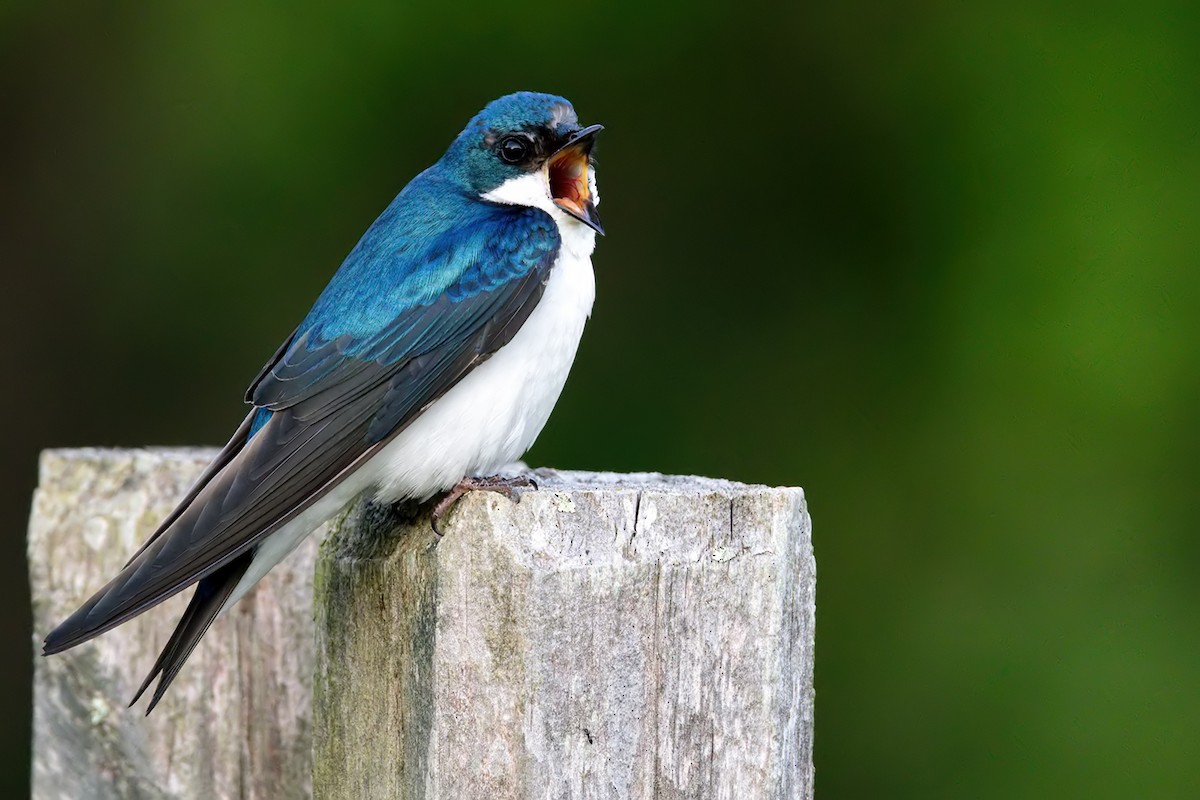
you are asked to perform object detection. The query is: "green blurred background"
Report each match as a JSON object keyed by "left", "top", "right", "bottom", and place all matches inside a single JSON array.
[{"left": 3, "top": 1, "right": 1199, "bottom": 796}]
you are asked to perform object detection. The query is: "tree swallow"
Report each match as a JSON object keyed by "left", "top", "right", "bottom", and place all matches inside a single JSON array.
[{"left": 43, "top": 91, "right": 604, "bottom": 713}]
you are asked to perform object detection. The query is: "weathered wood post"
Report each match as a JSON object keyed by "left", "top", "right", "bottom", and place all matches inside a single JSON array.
[
  {"left": 28, "top": 449, "right": 322, "bottom": 799},
  {"left": 30, "top": 451, "right": 815, "bottom": 799}
]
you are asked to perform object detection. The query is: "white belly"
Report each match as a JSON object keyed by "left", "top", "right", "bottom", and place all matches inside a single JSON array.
[{"left": 372, "top": 241, "right": 595, "bottom": 501}]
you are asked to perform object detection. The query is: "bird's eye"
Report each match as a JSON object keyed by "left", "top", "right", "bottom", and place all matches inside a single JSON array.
[{"left": 497, "top": 135, "right": 530, "bottom": 164}]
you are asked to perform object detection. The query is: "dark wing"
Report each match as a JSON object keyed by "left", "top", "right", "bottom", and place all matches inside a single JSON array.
[
  {"left": 44, "top": 198, "right": 561, "bottom": 661},
  {"left": 124, "top": 271, "right": 544, "bottom": 712}
]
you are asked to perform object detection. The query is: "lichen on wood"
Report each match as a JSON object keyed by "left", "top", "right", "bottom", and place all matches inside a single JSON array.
[
  {"left": 312, "top": 469, "right": 815, "bottom": 800},
  {"left": 29, "top": 449, "right": 322, "bottom": 800}
]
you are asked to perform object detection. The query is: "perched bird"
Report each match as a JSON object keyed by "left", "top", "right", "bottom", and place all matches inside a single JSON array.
[{"left": 43, "top": 91, "right": 603, "bottom": 713}]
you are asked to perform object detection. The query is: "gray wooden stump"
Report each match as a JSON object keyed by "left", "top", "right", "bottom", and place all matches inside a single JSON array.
[
  {"left": 29, "top": 449, "right": 322, "bottom": 800},
  {"left": 29, "top": 449, "right": 815, "bottom": 800}
]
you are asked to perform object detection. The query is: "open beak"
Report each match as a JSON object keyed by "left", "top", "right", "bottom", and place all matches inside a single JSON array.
[{"left": 547, "top": 124, "right": 604, "bottom": 235}]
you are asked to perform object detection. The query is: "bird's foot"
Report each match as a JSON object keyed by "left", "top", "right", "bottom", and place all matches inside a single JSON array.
[{"left": 430, "top": 474, "right": 539, "bottom": 535}]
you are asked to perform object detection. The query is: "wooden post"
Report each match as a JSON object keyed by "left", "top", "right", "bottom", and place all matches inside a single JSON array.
[
  {"left": 29, "top": 451, "right": 815, "bottom": 800},
  {"left": 312, "top": 470, "right": 814, "bottom": 800},
  {"left": 28, "top": 449, "right": 322, "bottom": 800}
]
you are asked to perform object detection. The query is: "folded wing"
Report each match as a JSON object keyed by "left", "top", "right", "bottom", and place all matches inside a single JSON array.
[{"left": 43, "top": 196, "right": 561, "bottom": 665}]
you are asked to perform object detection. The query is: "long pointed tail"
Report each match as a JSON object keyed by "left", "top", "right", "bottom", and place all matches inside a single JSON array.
[{"left": 129, "top": 549, "right": 254, "bottom": 714}]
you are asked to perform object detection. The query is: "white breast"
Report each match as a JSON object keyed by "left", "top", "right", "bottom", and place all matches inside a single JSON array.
[
  {"left": 371, "top": 227, "right": 595, "bottom": 502},
  {"left": 366, "top": 171, "right": 598, "bottom": 501}
]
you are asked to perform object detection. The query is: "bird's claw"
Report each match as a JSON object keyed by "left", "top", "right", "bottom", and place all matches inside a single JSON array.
[{"left": 429, "top": 473, "right": 540, "bottom": 535}]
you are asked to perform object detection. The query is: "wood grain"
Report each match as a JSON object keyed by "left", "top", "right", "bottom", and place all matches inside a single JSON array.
[
  {"left": 313, "top": 469, "right": 815, "bottom": 800},
  {"left": 29, "top": 449, "right": 321, "bottom": 800}
]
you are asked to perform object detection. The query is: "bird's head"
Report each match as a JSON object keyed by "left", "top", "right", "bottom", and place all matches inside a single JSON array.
[{"left": 442, "top": 92, "right": 603, "bottom": 235}]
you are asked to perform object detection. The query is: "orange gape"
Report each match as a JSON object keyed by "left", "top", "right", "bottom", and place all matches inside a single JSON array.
[{"left": 549, "top": 144, "right": 591, "bottom": 215}]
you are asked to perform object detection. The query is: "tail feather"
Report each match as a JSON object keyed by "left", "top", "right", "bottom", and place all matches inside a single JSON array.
[{"left": 129, "top": 549, "right": 254, "bottom": 715}]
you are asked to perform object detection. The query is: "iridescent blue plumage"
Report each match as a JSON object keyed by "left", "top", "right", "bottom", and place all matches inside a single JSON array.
[{"left": 302, "top": 173, "right": 561, "bottom": 342}]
